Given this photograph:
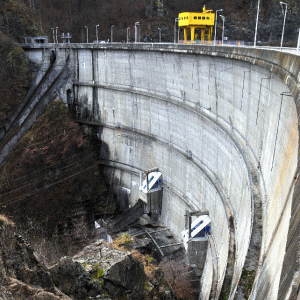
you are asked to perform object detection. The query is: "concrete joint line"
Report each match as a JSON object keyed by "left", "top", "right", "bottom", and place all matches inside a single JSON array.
[
  {"left": 98, "top": 159, "right": 196, "bottom": 211},
  {"left": 77, "top": 79, "right": 261, "bottom": 293},
  {"left": 86, "top": 83, "right": 257, "bottom": 243},
  {"left": 96, "top": 123, "right": 233, "bottom": 295},
  {"left": 250, "top": 176, "right": 297, "bottom": 299},
  {"left": 100, "top": 122, "right": 232, "bottom": 219},
  {"left": 75, "top": 81, "right": 264, "bottom": 206}
]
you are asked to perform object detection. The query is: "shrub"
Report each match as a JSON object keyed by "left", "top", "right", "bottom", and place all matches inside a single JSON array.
[{"left": 159, "top": 257, "right": 194, "bottom": 300}]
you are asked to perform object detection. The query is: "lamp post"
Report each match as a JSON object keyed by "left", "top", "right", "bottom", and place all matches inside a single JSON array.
[
  {"left": 55, "top": 27, "right": 58, "bottom": 43},
  {"left": 51, "top": 28, "right": 55, "bottom": 43},
  {"left": 134, "top": 22, "right": 139, "bottom": 43},
  {"left": 220, "top": 15, "right": 225, "bottom": 45},
  {"left": 214, "top": 9, "right": 223, "bottom": 45},
  {"left": 127, "top": 27, "right": 130, "bottom": 43},
  {"left": 174, "top": 18, "right": 179, "bottom": 43},
  {"left": 158, "top": 28, "right": 161, "bottom": 43},
  {"left": 254, "top": 0, "right": 261, "bottom": 47},
  {"left": 96, "top": 24, "right": 99, "bottom": 43},
  {"left": 297, "top": 28, "right": 300, "bottom": 54},
  {"left": 280, "top": 2, "right": 287, "bottom": 49},
  {"left": 84, "top": 26, "right": 88, "bottom": 43},
  {"left": 111, "top": 25, "right": 114, "bottom": 43}
]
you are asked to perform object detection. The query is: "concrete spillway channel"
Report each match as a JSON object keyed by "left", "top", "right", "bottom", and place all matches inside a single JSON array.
[{"left": 20, "top": 43, "right": 300, "bottom": 299}]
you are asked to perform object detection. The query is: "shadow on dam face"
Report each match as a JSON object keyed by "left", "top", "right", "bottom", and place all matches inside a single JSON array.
[
  {"left": 88, "top": 124, "right": 130, "bottom": 212},
  {"left": 67, "top": 45, "right": 298, "bottom": 299}
]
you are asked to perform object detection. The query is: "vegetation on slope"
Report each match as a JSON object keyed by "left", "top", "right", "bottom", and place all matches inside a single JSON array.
[
  {"left": 0, "top": 0, "right": 37, "bottom": 42},
  {"left": 0, "top": 0, "right": 37, "bottom": 132},
  {"left": 0, "top": 32, "right": 31, "bottom": 129},
  {"left": 0, "top": 100, "right": 118, "bottom": 235},
  {"left": 17, "top": 0, "right": 300, "bottom": 44}
]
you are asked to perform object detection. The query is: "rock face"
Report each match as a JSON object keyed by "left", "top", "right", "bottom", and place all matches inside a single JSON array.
[
  {"left": 73, "top": 241, "right": 147, "bottom": 299},
  {"left": 1, "top": 277, "right": 71, "bottom": 300},
  {"left": 49, "top": 257, "right": 102, "bottom": 299},
  {"left": 3, "top": 234, "right": 53, "bottom": 291},
  {"left": 103, "top": 254, "right": 146, "bottom": 299},
  {"left": 0, "top": 216, "right": 71, "bottom": 300},
  {"left": 0, "top": 216, "right": 172, "bottom": 300}
]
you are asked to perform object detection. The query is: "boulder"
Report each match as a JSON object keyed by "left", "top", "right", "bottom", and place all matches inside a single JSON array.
[
  {"left": 103, "top": 254, "right": 146, "bottom": 299},
  {"left": 73, "top": 241, "right": 147, "bottom": 299},
  {"left": 49, "top": 256, "right": 102, "bottom": 299}
]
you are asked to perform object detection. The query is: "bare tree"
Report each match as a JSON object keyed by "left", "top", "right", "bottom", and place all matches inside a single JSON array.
[
  {"left": 71, "top": 216, "right": 90, "bottom": 245},
  {"left": 159, "top": 257, "right": 194, "bottom": 300}
]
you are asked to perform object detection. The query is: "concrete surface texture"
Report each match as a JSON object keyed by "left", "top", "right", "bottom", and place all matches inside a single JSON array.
[{"left": 22, "top": 44, "right": 300, "bottom": 299}]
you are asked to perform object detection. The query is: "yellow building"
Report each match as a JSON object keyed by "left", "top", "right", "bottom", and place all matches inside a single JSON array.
[{"left": 178, "top": 6, "right": 215, "bottom": 41}]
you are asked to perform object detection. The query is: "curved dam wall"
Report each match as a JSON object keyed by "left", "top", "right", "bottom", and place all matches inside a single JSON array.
[{"left": 23, "top": 44, "right": 299, "bottom": 299}]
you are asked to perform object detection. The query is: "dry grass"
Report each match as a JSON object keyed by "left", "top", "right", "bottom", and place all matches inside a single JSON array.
[
  {"left": 110, "top": 233, "right": 157, "bottom": 278},
  {"left": 0, "top": 215, "right": 15, "bottom": 229}
]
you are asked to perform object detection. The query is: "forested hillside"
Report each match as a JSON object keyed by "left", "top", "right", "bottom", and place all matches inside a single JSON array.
[
  {"left": 2, "top": 0, "right": 300, "bottom": 45},
  {"left": 0, "top": 0, "right": 118, "bottom": 239},
  {"left": 18, "top": 0, "right": 300, "bottom": 44},
  {"left": 0, "top": 0, "right": 36, "bottom": 130}
]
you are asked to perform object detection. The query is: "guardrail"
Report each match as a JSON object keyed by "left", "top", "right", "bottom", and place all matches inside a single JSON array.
[{"left": 178, "top": 40, "right": 245, "bottom": 45}]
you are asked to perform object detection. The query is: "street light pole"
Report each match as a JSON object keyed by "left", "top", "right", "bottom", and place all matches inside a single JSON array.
[
  {"left": 111, "top": 25, "right": 114, "bottom": 43},
  {"left": 174, "top": 18, "right": 179, "bottom": 43},
  {"left": 220, "top": 15, "right": 225, "bottom": 45},
  {"left": 127, "top": 27, "right": 130, "bottom": 43},
  {"left": 280, "top": 2, "right": 287, "bottom": 49},
  {"left": 134, "top": 22, "right": 139, "bottom": 43},
  {"left": 214, "top": 9, "right": 223, "bottom": 45},
  {"left": 158, "top": 28, "right": 161, "bottom": 43},
  {"left": 55, "top": 27, "right": 58, "bottom": 43},
  {"left": 297, "top": 28, "right": 300, "bottom": 54},
  {"left": 84, "top": 26, "right": 88, "bottom": 43},
  {"left": 51, "top": 28, "right": 55, "bottom": 43},
  {"left": 96, "top": 24, "right": 99, "bottom": 43},
  {"left": 254, "top": 0, "right": 261, "bottom": 47},
  {"left": 138, "top": 23, "right": 140, "bottom": 42}
]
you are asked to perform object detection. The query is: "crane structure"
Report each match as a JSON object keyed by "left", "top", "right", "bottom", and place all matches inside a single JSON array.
[{"left": 178, "top": 6, "right": 215, "bottom": 42}]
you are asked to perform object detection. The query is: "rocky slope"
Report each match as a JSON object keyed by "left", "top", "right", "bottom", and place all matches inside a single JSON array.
[
  {"left": 0, "top": 215, "right": 71, "bottom": 300},
  {"left": 0, "top": 215, "right": 178, "bottom": 300},
  {"left": 48, "top": 233, "right": 178, "bottom": 300},
  {"left": 0, "top": 100, "right": 118, "bottom": 239}
]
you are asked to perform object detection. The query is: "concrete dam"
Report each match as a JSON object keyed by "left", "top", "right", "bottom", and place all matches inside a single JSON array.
[{"left": 15, "top": 43, "right": 300, "bottom": 299}]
